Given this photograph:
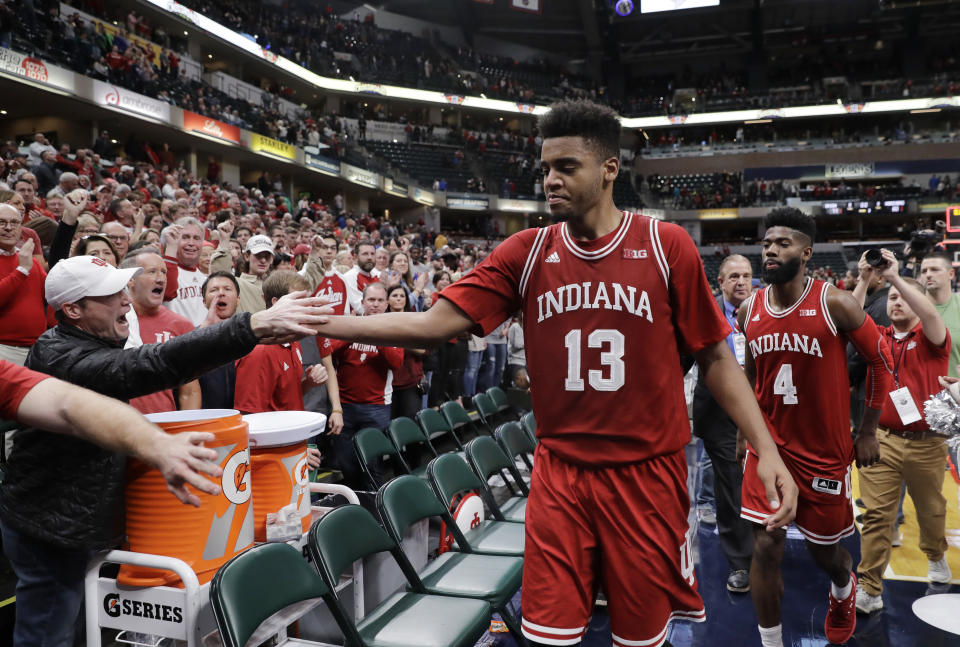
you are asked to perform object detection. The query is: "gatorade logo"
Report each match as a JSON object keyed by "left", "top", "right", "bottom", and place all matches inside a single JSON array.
[
  {"left": 293, "top": 455, "right": 309, "bottom": 505},
  {"left": 222, "top": 448, "right": 251, "bottom": 505},
  {"left": 102, "top": 593, "right": 183, "bottom": 623}
]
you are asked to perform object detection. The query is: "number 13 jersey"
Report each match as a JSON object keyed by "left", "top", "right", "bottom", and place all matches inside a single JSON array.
[
  {"left": 441, "top": 212, "right": 730, "bottom": 467},
  {"left": 742, "top": 278, "right": 853, "bottom": 474}
]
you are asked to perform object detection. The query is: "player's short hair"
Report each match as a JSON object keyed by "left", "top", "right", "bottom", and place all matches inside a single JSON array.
[
  {"left": 263, "top": 269, "right": 310, "bottom": 305},
  {"left": 201, "top": 270, "right": 239, "bottom": 297},
  {"left": 764, "top": 207, "right": 816, "bottom": 243},
  {"left": 921, "top": 250, "right": 953, "bottom": 268},
  {"left": 538, "top": 100, "right": 621, "bottom": 161}
]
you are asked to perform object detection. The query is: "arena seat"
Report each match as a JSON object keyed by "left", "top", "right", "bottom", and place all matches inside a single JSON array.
[
  {"left": 427, "top": 454, "right": 525, "bottom": 556},
  {"left": 417, "top": 408, "right": 465, "bottom": 451},
  {"left": 388, "top": 417, "right": 439, "bottom": 477},
  {"left": 495, "top": 421, "right": 535, "bottom": 473},
  {"left": 211, "top": 542, "right": 330, "bottom": 647},
  {"left": 308, "top": 505, "right": 492, "bottom": 647},
  {"left": 471, "top": 393, "right": 499, "bottom": 434},
  {"left": 520, "top": 412, "right": 538, "bottom": 446},
  {"left": 376, "top": 475, "right": 526, "bottom": 642},
  {"left": 442, "top": 400, "right": 486, "bottom": 440},
  {"left": 485, "top": 386, "right": 517, "bottom": 422},
  {"left": 465, "top": 437, "right": 528, "bottom": 523},
  {"left": 354, "top": 427, "right": 410, "bottom": 490}
]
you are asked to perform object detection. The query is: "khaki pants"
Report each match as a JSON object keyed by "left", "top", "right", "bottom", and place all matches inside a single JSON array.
[{"left": 857, "top": 429, "right": 948, "bottom": 595}]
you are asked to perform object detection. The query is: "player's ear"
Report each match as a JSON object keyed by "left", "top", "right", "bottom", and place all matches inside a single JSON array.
[{"left": 602, "top": 155, "right": 619, "bottom": 183}]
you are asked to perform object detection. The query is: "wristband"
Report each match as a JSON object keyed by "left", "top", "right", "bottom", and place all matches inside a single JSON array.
[
  {"left": 331, "top": 409, "right": 343, "bottom": 414},
  {"left": 16, "top": 265, "right": 30, "bottom": 276}
]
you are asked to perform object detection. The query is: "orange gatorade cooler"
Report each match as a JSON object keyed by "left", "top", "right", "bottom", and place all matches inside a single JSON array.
[
  {"left": 244, "top": 411, "right": 327, "bottom": 541},
  {"left": 119, "top": 409, "right": 253, "bottom": 587}
]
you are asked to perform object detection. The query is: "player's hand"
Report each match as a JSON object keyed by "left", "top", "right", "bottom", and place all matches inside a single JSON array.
[
  {"left": 148, "top": 431, "right": 223, "bottom": 506},
  {"left": 250, "top": 290, "right": 333, "bottom": 344},
  {"left": 17, "top": 239, "right": 34, "bottom": 271},
  {"left": 855, "top": 433, "right": 881, "bottom": 468},
  {"left": 328, "top": 411, "right": 343, "bottom": 435},
  {"left": 755, "top": 451, "right": 798, "bottom": 530}
]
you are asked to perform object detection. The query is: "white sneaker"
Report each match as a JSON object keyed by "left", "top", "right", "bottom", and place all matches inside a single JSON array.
[
  {"left": 929, "top": 557, "right": 953, "bottom": 584},
  {"left": 855, "top": 584, "right": 883, "bottom": 614},
  {"left": 891, "top": 528, "right": 902, "bottom": 547}
]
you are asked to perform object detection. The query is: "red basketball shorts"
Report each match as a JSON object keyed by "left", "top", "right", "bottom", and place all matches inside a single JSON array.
[
  {"left": 520, "top": 445, "right": 705, "bottom": 647},
  {"left": 740, "top": 447, "right": 854, "bottom": 544}
]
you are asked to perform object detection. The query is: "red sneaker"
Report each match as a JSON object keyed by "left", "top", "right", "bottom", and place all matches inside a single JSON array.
[{"left": 825, "top": 572, "right": 857, "bottom": 644}]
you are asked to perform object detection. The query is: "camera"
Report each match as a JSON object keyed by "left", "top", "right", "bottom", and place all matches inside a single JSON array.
[
  {"left": 614, "top": 0, "right": 634, "bottom": 16},
  {"left": 864, "top": 249, "right": 889, "bottom": 269}
]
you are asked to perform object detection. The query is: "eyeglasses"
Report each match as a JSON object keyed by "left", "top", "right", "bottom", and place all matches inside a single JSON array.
[
  {"left": 319, "top": 244, "right": 338, "bottom": 250},
  {"left": 0, "top": 219, "right": 22, "bottom": 229},
  {"left": 105, "top": 234, "right": 129, "bottom": 242}
]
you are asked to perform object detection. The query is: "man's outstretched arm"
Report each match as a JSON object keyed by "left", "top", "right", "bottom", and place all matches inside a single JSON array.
[
  {"left": 316, "top": 298, "right": 475, "bottom": 348},
  {"left": 16, "top": 376, "right": 223, "bottom": 506}
]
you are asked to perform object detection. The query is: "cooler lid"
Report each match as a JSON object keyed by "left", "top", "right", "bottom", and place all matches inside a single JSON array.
[
  {"left": 145, "top": 409, "right": 240, "bottom": 424},
  {"left": 243, "top": 411, "right": 328, "bottom": 447}
]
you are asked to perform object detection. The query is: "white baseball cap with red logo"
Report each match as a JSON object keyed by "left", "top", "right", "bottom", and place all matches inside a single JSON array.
[{"left": 45, "top": 255, "right": 142, "bottom": 310}]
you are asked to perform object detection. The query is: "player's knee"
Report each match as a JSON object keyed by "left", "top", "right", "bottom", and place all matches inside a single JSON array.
[{"left": 751, "top": 527, "right": 785, "bottom": 566}]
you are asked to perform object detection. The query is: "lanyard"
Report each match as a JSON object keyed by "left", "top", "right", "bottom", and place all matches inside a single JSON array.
[{"left": 892, "top": 332, "right": 912, "bottom": 388}]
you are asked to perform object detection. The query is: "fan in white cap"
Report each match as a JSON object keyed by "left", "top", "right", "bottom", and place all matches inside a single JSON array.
[{"left": 45, "top": 255, "right": 142, "bottom": 311}]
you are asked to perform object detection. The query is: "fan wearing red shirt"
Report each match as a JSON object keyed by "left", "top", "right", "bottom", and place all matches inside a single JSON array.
[
  {"left": 738, "top": 209, "right": 893, "bottom": 646},
  {"left": 322, "top": 282, "right": 403, "bottom": 490},
  {"left": 303, "top": 233, "right": 350, "bottom": 315},
  {"left": 851, "top": 250, "right": 952, "bottom": 612},
  {"left": 314, "top": 101, "right": 797, "bottom": 647},
  {"left": 234, "top": 272, "right": 331, "bottom": 414},
  {"left": 0, "top": 205, "right": 48, "bottom": 366},
  {"left": 122, "top": 250, "right": 200, "bottom": 415}
]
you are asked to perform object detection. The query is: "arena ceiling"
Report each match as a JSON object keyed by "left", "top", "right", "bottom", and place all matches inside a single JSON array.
[{"left": 354, "top": 0, "right": 960, "bottom": 69}]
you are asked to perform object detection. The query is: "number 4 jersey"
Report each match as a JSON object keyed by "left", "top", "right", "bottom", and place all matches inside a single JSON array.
[
  {"left": 441, "top": 212, "right": 730, "bottom": 467},
  {"left": 742, "top": 278, "right": 854, "bottom": 474}
]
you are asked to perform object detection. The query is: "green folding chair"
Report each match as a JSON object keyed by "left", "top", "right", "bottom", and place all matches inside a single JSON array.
[
  {"left": 485, "top": 386, "right": 517, "bottom": 422},
  {"left": 417, "top": 408, "right": 465, "bottom": 451},
  {"left": 495, "top": 421, "right": 535, "bottom": 474},
  {"left": 520, "top": 411, "right": 538, "bottom": 447},
  {"left": 376, "top": 475, "right": 527, "bottom": 645},
  {"left": 427, "top": 453, "right": 525, "bottom": 556},
  {"left": 442, "top": 400, "right": 484, "bottom": 441},
  {"left": 465, "top": 436, "right": 527, "bottom": 523},
  {"left": 388, "top": 417, "right": 438, "bottom": 478},
  {"left": 210, "top": 543, "right": 334, "bottom": 647},
  {"left": 471, "top": 393, "right": 498, "bottom": 434},
  {"left": 308, "top": 505, "right": 491, "bottom": 647},
  {"left": 354, "top": 426, "right": 411, "bottom": 491}
]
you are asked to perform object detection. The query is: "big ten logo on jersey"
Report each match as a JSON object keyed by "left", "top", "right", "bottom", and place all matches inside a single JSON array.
[{"left": 536, "top": 281, "right": 653, "bottom": 324}]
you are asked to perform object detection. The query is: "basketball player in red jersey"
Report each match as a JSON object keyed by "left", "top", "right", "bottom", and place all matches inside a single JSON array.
[
  {"left": 738, "top": 208, "right": 893, "bottom": 647},
  {"left": 314, "top": 100, "right": 798, "bottom": 647}
]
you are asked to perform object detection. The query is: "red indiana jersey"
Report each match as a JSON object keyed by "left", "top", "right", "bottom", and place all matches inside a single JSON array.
[
  {"left": 742, "top": 279, "right": 853, "bottom": 474},
  {"left": 322, "top": 338, "right": 404, "bottom": 405},
  {"left": 313, "top": 271, "right": 349, "bottom": 315},
  {"left": 234, "top": 343, "right": 305, "bottom": 413},
  {"left": 441, "top": 212, "right": 730, "bottom": 467}
]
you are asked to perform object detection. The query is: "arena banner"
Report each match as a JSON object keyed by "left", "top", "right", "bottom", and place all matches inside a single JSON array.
[
  {"left": 497, "top": 198, "right": 541, "bottom": 213},
  {"left": 0, "top": 48, "right": 75, "bottom": 93},
  {"left": 825, "top": 162, "right": 874, "bottom": 179},
  {"left": 412, "top": 187, "right": 436, "bottom": 206},
  {"left": 304, "top": 152, "right": 341, "bottom": 177},
  {"left": 447, "top": 194, "right": 490, "bottom": 211},
  {"left": 340, "top": 163, "right": 380, "bottom": 189},
  {"left": 698, "top": 208, "right": 739, "bottom": 220},
  {"left": 384, "top": 178, "right": 409, "bottom": 197},
  {"left": 249, "top": 133, "right": 296, "bottom": 160},
  {"left": 182, "top": 110, "right": 241, "bottom": 144},
  {"left": 91, "top": 80, "right": 171, "bottom": 123}
]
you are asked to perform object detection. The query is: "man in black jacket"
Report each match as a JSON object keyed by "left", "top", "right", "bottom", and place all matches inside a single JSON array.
[{"left": 0, "top": 254, "right": 330, "bottom": 647}]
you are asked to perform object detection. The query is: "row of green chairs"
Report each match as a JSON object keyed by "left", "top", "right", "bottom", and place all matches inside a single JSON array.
[{"left": 211, "top": 451, "right": 531, "bottom": 647}]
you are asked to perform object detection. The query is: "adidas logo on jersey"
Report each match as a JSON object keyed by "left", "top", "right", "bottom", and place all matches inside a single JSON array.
[
  {"left": 752, "top": 314, "right": 760, "bottom": 321},
  {"left": 545, "top": 251, "right": 560, "bottom": 263}
]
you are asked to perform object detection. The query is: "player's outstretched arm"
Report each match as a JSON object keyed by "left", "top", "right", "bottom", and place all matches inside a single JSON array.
[
  {"left": 694, "top": 340, "right": 798, "bottom": 530},
  {"left": 315, "top": 298, "right": 475, "bottom": 349},
  {"left": 16, "top": 377, "right": 223, "bottom": 506},
  {"left": 827, "top": 285, "right": 893, "bottom": 467}
]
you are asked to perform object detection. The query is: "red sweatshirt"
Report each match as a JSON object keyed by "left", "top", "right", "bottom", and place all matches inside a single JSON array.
[{"left": 0, "top": 255, "right": 49, "bottom": 346}]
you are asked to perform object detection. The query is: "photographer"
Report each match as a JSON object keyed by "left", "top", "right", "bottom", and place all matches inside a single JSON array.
[{"left": 852, "top": 249, "right": 952, "bottom": 612}]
